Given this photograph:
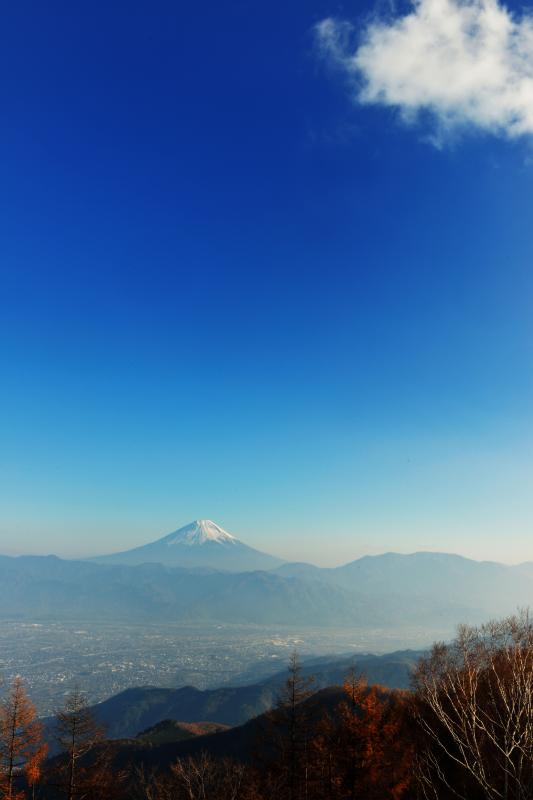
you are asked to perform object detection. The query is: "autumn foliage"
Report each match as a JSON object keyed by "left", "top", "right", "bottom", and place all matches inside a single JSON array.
[
  {"left": 309, "top": 672, "right": 413, "bottom": 800},
  {"left": 0, "top": 678, "right": 47, "bottom": 800},
  {"left": 2, "top": 612, "right": 533, "bottom": 800}
]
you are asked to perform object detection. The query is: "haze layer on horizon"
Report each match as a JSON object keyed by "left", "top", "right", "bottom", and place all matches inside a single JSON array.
[{"left": 1, "top": 0, "right": 532, "bottom": 567}]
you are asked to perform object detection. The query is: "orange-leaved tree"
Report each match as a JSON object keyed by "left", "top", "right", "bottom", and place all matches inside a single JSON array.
[
  {"left": 312, "top": 670, "right": 413, "bottom": 800},
  {"left": 349, "top": 679, "right": 412, "bottom": 799},
  {"left": 0, "top": 677, "right": 47, "bottom": 800}
]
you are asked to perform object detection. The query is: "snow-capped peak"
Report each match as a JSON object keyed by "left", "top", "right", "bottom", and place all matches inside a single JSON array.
[{"left": 166, "top": 520, "right": 238, "bottom": 547}]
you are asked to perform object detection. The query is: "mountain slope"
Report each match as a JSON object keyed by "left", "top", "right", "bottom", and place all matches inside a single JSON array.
[
  {"left": 2, "top": 548, "right": 532, "bottom": 627},
  {"left": 106, "top": 687, "right": 347, "bottom": 769},
  {"left": 276, "top": 551, "right": 533, "bottom": 619},
  {"left": 65, "top": 649, "right": 420, "bottom": 740},
  {"left": 135, "top": 719, "right": 230, "bottom": 745},
  {"left": 92, "top": 520, "right": 284, "bottom": 572},
  {"left": 0, "top": 554, "right": 374, "bottom": 625}
]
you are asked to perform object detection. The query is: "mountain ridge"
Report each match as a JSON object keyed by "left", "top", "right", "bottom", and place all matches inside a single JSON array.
[
  {"left": 1, "top": 546, "right": 532, "bottom": 628},
  {"left": 43, "top": 649, "right": 421, "bottom": 742}
]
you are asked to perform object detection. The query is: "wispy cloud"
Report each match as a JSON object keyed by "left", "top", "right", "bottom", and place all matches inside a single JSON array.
[{"left": 316, "top": 0, "right": 533, "bottom": 143}]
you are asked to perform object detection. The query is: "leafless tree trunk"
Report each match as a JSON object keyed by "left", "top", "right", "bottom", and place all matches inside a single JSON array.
[{"left": 131, "top": 756, "right": 254, "bottom": 800}]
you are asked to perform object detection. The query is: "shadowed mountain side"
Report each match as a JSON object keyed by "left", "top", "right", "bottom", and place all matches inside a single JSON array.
[
  {"left": 286, "top": 650, "right": 421, "bottom": 692},
  {"left": 93, "top": 683, "right": 275, "bottom": 737},
  {"left": 135, "top": 720, "right": 230, "bottom": 745},
  {"left": 43, "top": 650, "right": 421, "bottom": 743},
  {"left": 223, "top": 649, "right": 423, "bottom": 691},
  {"left": 103, "top": 688, "right": 348, "bottom": 769}
]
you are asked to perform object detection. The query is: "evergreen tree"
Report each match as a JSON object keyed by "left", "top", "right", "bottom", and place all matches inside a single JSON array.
[
  {"left": 53, "top": 689, "right": 107, "bottom": 800},
  {"left": 264, "top": 652, "right": 315, "bottom": 800}
]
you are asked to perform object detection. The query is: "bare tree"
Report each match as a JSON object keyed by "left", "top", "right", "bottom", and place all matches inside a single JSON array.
[
  {"left": 53, "top": 689, "right": 106, "bottom": 800},
  {"left": 413, "top": 611, "right": 533, "bottom": 800},
  {"left": 130, "top": 767, "right": 173, "bottom": 800},
  {"left": 131, "top": 755, "right": 255, "bottom": 800},
  {"left": 171, "top": 753, "right": 247, "bottom": 800}
]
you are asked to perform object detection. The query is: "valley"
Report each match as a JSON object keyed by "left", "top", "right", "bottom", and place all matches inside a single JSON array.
[
  {"left": 0, "top": 618, "right": 434, "bottom": 716},
  {"left": 2, "top": 519, "right": 533, "bottom": 720}
]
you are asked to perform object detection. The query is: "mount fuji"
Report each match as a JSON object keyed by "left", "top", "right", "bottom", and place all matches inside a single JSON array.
[{"left": 91, "top": 520, "right": 284, "bottom": 572}]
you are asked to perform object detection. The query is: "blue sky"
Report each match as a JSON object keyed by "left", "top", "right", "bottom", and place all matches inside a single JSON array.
[{"left": 1, "top": 0, "right": 533, "bottom": 565}]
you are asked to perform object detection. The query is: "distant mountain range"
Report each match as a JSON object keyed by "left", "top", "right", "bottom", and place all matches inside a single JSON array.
[
  {"left": 0, "top": 554, "right": 373, "bottom": 625},
  {"left": 91, "top": 520, "right": 283, "bottom": 572},
  {"left": 2, "top": 520, "right": 533, "bottom": 628}
]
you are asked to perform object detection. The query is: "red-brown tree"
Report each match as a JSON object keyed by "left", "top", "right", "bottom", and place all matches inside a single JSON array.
[{"left": 0, "top": 678, "right": 47, "bottom": 800}]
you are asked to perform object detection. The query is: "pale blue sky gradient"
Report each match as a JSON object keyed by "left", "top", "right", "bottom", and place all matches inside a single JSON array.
[{"left": 1, "top": 0, "right": 533, "bottom": 566}]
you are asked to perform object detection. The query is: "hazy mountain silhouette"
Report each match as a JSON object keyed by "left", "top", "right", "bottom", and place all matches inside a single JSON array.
[
  {"left": 44, "top": 650, "right": 420, "bottom": 742},
  {"left": 0, "top": 555, "right": 374, "bottom": 625},
  {"left": 276, "top": 551, "right": 533, "bottom": 618},
  {"left": 2, "top": 530, "right": 533, "bottom": 627}
]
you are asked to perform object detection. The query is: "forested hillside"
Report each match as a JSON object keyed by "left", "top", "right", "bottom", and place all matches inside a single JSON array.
[
  {"left": 2, "top": 613, "right": 533, "bottom": 800},
  {"left": 54, "top": 649, "right": 420, "bottom": 739}
]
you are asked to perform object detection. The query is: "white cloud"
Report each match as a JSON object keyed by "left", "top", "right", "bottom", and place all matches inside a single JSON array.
[{"left": 316, "top": 0, "right": 533, "bottom": 141}]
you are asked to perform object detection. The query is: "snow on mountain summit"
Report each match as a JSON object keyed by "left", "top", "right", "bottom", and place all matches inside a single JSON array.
[
  {"left": 91, "top": 519, "right": 284, "bottom": 570},
  {"left": 166, "top": 520, "right": 237, "bottom": 547}
]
